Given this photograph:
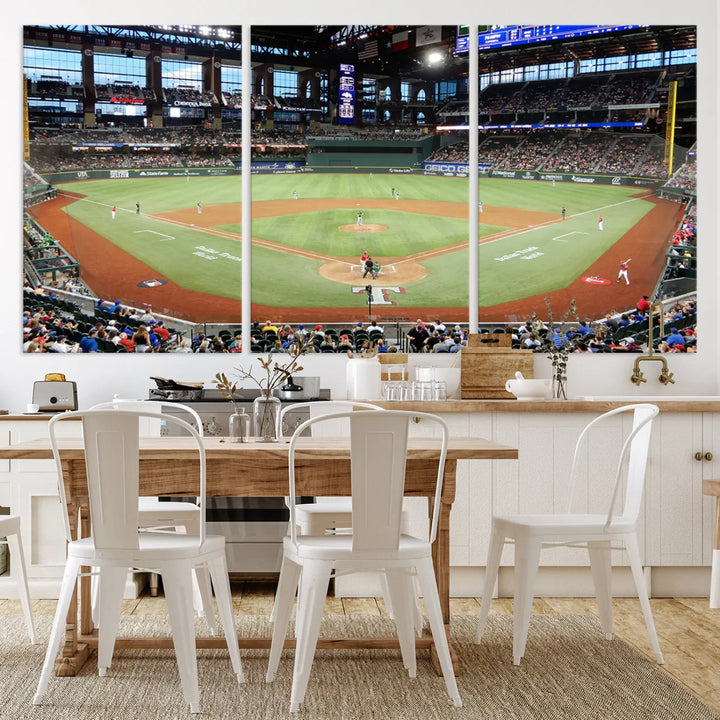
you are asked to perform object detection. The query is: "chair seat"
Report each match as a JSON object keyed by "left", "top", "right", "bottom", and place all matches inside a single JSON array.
[
  {"left": 295, "top": 500, "right": 414, "bottom": 534},
  {"left": 285, "top": 533, "right": 431, "bottom": 562},
  {"left": 138, "top": 498, "right": 200, "bottom": 527},
  {"left": 68, "top": 532, "right": 226, "bottom": 563},
  {"left": 138, "top": 498, "right": 199, "bottom": 514},
  {"left": 494, "top": 513, "right": 637, "bottom": 537}
]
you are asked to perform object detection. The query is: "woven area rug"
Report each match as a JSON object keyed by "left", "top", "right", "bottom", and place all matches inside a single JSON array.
[{"left": 2, "top": 614, "right": 717, "bottom": 720}]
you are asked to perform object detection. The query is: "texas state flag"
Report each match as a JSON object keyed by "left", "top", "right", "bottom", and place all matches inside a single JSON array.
[{"left": 392, "top": 30, "right": 409, "bottom": 51}]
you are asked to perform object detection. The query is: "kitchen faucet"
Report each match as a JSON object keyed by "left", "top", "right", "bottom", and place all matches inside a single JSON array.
[{"left": 630, "top": 302, "right": 675, "bottom": 386}]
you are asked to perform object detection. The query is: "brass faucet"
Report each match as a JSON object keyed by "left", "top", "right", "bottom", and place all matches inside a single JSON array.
[{"left": 630, "top": 302, "right": 675, "bottom": 386}]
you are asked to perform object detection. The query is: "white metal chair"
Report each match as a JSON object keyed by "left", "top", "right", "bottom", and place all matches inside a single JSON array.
[
  {"left": 0, "top": 515, "right": 37, "bottom": 644},
  {"left": 90, "top": 399, "right": 215, "bottom": 632},
  {"left": 266, "top": 410, "right": 461, "bottom": 713},
  {"left": 475, "top": 403, "right": 663, "bottom": 666},
  {"left": 278, "top": 401, "right": 387, "bottom": 538},
  {"left": 271, "top": 401, "right": 422, "bottom": 630},
  {"left": 35, "top": 408, "right": 243, "bottom": 713}
]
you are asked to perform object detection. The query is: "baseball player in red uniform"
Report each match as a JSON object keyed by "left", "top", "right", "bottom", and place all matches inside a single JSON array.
[{"left": 617, "top": 258, "right": 631, "bottom": 285}]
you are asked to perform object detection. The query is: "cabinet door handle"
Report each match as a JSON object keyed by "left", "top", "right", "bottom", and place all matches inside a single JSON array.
[
  {"left": 695, "top": 452, "right": 703, "bottom": 461},
  {"left": 705, "top": 452, "right": 713, "bottom": 462}
]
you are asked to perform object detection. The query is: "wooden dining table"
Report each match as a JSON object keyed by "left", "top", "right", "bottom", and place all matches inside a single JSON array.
[{"left": 0, "top": 434, "right": 517, "bottom": 676}]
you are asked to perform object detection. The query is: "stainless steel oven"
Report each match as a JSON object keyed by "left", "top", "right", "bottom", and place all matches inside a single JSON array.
[{"left": 148, "top": 388, "right": 329, "bottom": 575}]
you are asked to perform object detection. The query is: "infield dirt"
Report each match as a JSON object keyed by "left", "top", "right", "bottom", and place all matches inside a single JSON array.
[{"left": 31, "top": 193, "right": 679, "bottom": 324}]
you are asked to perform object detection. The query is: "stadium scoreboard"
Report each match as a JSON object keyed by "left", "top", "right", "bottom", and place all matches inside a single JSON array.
[{"left": 455, "top": 25, "right": 645, "bottom": 53}]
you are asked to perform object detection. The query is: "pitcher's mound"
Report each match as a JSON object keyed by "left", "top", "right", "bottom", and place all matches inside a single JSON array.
[{"left": 339, "top": 223, "right": 389, "bottom": 233}]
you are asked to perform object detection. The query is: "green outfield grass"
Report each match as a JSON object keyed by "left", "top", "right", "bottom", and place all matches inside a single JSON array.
[
  {"left": 230, "top": 209, "right": 485, "bottom": 257},
  {"left": 54, "top": 173, "right": 660, "bottom": 311}
]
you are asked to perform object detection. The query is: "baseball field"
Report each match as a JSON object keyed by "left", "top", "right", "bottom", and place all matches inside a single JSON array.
[{"left": 30, "top": 171, "right": 682, "bottom": 324}]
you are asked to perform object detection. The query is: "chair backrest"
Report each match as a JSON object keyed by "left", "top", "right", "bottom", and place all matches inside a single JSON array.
[
  {"left": 566, "top": 403, "right": 659, "bottom": 526},
  {"left": 49, "top": 409, "right": 206, "bottom": 549},
  {"left": 287, "top": 410, "right": 448, "bottom": 552},
  {"left": 90, "top": 398, "right": 203, "bottom": 436},
  {"left": 278, "top": 400, "right": 382, "bottom": 438}
]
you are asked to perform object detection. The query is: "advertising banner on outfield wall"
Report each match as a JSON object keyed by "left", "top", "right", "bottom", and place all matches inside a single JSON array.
[
  {"left": 421, "top": 163, "right": 663, "bottom": 187},
  {"left": 43, "top": 167, "right": 244, "bottom": 183},
  {"left": 487, "top": 168, "right": 663, "bottom": 188},
  {"left": 423, "top": 162, "right": 492, "bottom": 176}
]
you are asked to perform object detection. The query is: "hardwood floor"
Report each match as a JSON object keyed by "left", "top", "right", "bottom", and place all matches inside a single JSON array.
[{"left": 3, "top": 585, "right": 719, "bottom": 715}]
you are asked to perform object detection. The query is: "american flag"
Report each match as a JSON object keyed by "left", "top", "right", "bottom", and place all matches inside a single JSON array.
[{"left": 357, "top": 39, "right": 378, "bottom": 60}]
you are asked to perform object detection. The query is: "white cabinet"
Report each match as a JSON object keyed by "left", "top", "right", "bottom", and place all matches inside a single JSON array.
[
  {"left": 645, "top": 412, "right": 718, "bottom": 567},
  {"left": 0, "top": 420, "right": 80, "bottom": 596}
]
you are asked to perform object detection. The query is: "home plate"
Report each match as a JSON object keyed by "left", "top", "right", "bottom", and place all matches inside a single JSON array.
[{"left": 582, "top": 276, "right": 611, "bottom": 285}]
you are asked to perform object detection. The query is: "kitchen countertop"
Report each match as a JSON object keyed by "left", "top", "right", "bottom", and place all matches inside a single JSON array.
[
  {"left": 1, "top": 398, "right": 720, "bottom": 420},
  {"left": 374, "top": 398, "right": 720, "bottom": 413}
]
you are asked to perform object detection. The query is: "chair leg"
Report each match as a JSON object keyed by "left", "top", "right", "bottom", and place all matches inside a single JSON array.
[
  {"left": 476, "top": 527, "right": 504, "bottom": 643},
  {"left": 270, "top": 552, "right": 300, "bottom": 626},
  {"left": 96, "top": 566, "right": 128, "bottom": 676},
  {"left": 379, "top": 571, "right": 395, "bottom": 618},
  {"left": 625, "top": 534, "right": 664, "bottom": 664},
  {"left": 415, "top": 558, "right": 461, "bottom": 708},
  {"left": 711, "top": 549, "right": 720, "bottom": 610},
  {"left": 382, "top": 567, "right": 424, "bottom": 636},
  {"left": 193, "top": 565, "right": 218, "bottom": 635},
  {"left": 512, "top": 536, "right": 542, "bottom": 666},
  {"left": 161, "top": 564, "right": 201, "bottom": 713},
  {"left": 6, "top": 530, "right": 37, "bottom": 644},
  {"left": 34, "top": 557, "right": 82, "bottom": 705},
  {"left": 267, "top": 556, "right": 302, "bottom": 682},
  {"left": 587, "top": 541, "right": 614, "bottom": 639},
  {"left": 179, "top": 517, "right": 217, "bottom": 626},
  {"left": 384, "top": 568, "right": 417, "bottom": 677},
  {"left": 290, "top": 560, "right": 332, "bottom": 714},
  {"left": 91, "top": 567, "right": 100, "bottom": 626},
  {"left": 206, "top": 554, "right": 244, "bottom": 683}
]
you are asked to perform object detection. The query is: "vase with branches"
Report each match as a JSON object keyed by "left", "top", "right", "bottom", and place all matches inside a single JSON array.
[
  {"left": 530, "top": 298, "right": 581, "bottom": 400},
  {"left": 214, "top": 336, "right": 308, "bottom": 441}
]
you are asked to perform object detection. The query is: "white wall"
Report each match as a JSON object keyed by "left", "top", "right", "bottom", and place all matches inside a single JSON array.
[{"left": 3, "top": 1, "right": 718, "bottom": 413}]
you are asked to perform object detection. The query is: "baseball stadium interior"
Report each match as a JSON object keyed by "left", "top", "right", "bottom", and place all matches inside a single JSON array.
[{"left": 22, "top": 24, "right": 697, "bottom": 356}]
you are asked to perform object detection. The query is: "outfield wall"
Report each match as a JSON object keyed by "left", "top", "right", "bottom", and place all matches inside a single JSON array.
[{"left": 38, "top": 162, "right": 665, "bottom": 187}]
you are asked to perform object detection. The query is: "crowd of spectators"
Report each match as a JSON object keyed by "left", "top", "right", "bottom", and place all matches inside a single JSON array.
[
  {"left": 500, "top": 131, "right": 564, "bottom": 171},
  {"left": 29, "top": 79, "right": 84, "bottom": 99},
  {"left": 23, "top": 286, "right": 191, "bottom": 354},
  {"left": 594, "top": 135, "right": 654, "bottom": 175},
  {"left": 440, "top": 71, "right": 659, "bottom": 119},
  {"left": 666, "top": 160, "right": 697, "bottom": 193},
  {"left": 95, "top": 83, "right": 151, "bottom": 102},
  {"left": 541, "top": 132, "right": 616, "bottom": 173},
  {"left": 425, "top": 129, "right": 673, "bottom": 178},
  {"left": 163, "top": 87, "right": 216, "bottom": 106},
  {"left": 510, "top": 294, "right": 697, "bottom": 355},
  {"left": 307, "top": 126, "right": 426, "bottom": 141},
  {"left": 404, "top": 319, "right": 468, "bottom": 353},
  {"left": 24, "top": 164, "right": 48, "bottom": 192}
]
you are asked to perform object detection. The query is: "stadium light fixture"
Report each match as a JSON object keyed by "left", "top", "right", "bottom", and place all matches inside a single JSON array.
[{"left": 427, "top": 51, "right": 444, "bottom": 65}]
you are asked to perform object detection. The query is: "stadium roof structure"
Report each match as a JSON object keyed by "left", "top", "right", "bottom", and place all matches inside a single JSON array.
[{"left": 25, "top": 24, "right": 696, "bottom": 82}]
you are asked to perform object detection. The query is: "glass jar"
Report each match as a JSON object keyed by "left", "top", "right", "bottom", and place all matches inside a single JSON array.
[
  {"left": 253, "top": 395, "right": 281, "bottom": 442},
  {"left": 228, "top": 408, "right": 250, "bottom": 443}
]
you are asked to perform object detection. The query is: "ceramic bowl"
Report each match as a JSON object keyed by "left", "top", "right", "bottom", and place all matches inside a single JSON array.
[{"left": 505, "top": 378, "right": 552, "bottom": 401}]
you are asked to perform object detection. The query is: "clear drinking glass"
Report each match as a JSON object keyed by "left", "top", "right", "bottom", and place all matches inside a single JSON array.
[{"left": 433, "top": 381, "right": 447, "bottom": 401}]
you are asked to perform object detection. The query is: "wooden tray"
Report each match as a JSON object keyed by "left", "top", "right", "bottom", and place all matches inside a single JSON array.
[{"left": 461, "top": 342, "right": 534, "bottom": 399}]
